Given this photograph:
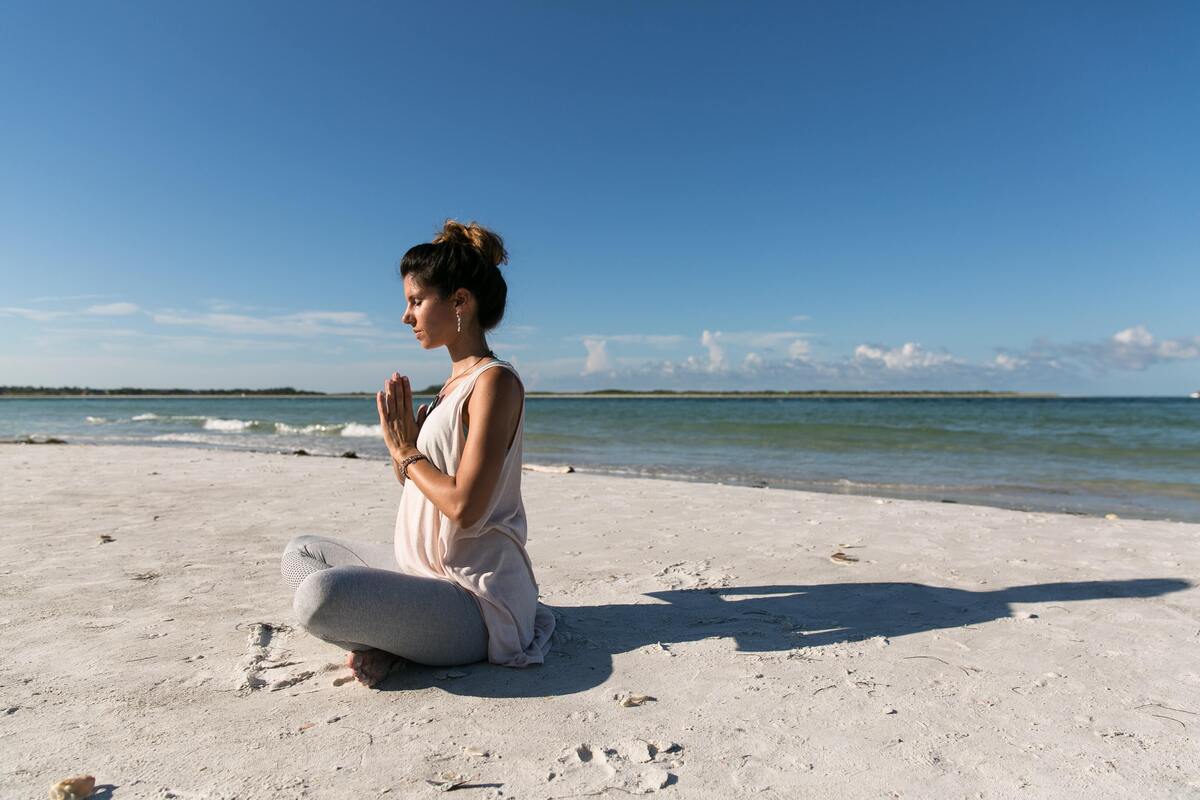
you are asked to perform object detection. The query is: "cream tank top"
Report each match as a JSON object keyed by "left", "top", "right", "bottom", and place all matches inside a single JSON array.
[{"left": 393, "top": 359, "right": 555, "bottom": 667}]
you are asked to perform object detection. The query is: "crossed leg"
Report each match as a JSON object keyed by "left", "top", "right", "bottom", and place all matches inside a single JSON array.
[{"left": 281, "top": 534, "right": 489, "bottom": 686}]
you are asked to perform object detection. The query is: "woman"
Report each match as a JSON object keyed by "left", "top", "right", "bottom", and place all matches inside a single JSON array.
[{"left": 280, "top": 220, "right": 555, "bottom": 687}]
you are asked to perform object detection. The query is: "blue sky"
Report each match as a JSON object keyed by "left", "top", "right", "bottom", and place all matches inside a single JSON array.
[{"left": 1, "top": 2, "right": 1197, "bottom": 394}]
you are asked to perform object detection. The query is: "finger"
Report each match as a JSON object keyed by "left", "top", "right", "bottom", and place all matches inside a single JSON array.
[
  {"left": 389, "top": 373, "right": 403, "bottom": 419},
  {"left": 402, "top": 376, "right": 412, "bottom": 421}
]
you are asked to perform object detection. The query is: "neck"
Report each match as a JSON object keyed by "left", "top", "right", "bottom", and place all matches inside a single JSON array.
[{"left": 447, "top": 330, "right": 493, "bottom": 370}]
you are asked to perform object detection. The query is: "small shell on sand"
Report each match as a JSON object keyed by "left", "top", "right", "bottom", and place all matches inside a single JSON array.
[
  {"left": 48, "top": 775, "right": 95, "bottom": 800},
  {"left": 426, "top": 772, "right": 471, "bottom": 792},
  {"left": 616, "top": 692, "right": 657, "bottom": 707},
  {"left": 98, "top": 535, "right": 115, "bottom": 544},
  {"left": 829, "top": 551, "right": 859, "bottom": 564}
]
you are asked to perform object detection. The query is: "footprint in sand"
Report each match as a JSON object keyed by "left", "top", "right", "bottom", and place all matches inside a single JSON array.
[
  {"left": 551, "top": 741, "right": 682, "bottom": 794},
  {"left": 235, "top": 621, "right": 312, "bottom": 694}
]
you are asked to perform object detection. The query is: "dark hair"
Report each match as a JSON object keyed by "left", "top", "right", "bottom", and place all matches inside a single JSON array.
[{"left": 399, "top": 220, "right": 509, "bottom": 332}]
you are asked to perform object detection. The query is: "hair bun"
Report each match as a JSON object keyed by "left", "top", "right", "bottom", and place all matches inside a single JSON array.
[{"left": 434, "top": 219, "right": 508, "bottom": 269}]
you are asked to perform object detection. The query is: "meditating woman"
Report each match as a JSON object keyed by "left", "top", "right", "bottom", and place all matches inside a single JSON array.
[{"left": 279, "top": 220, "right": 555, "bottom": 686}]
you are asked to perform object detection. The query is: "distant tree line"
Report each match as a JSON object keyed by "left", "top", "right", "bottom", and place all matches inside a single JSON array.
[{"left": 0, "top": 386, "right": 324, "bottom": 396}]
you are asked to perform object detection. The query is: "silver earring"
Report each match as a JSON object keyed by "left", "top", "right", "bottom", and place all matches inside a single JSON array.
[{"left": 456, "top": 310, "right": 462, "bottom": 333}]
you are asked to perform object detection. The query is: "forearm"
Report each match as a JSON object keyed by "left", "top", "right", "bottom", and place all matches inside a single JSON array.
[{"left": 396, "top": 447, "right": 468, "bottom": 526}]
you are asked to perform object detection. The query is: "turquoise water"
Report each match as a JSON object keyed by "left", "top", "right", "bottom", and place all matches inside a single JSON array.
[{"left": 4, "top": 396, "right": 1199, "bottom": 522}]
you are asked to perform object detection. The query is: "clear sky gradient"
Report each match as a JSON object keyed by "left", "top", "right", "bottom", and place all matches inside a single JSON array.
[{"left": 2, "top": 2, "right": 1197, "bottom": 393}]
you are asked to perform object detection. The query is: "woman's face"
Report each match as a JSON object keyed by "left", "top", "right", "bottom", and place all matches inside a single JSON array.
[{"left": 402, "top": 274, "right": 458, "bottom": 350}]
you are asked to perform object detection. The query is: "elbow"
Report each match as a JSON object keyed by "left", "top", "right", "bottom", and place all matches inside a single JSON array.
[{"left": 450, "top": 501, "right": 484, "bottom": 532}]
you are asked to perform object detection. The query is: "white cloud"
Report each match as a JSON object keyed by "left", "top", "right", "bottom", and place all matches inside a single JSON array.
[
  {"left": 581, "top": 337, "right": 612, "bottom": 375},
  {"left": 853, "top": 342, "right": 959, "bottom": 371},
  {"left": 993, "top": 353, "right": 1027, "bottom": 371},
  {"left": 151, "top": 310, "right": 375, "bottom": 338},
  {"left": 787, "top": 339, "right": 811, "bottom": 361},
  {"left": 743, "top": 352, "right": 763, "bottom": 370},
  {"left": 1103, "top": 325, "right": 1200, "bottom": 369},
  {"left": 700, "top": 329, "right": 726, "bottom": 371},
  {"left": 0, "top": 306, "right": 67, "bottom": 322},
  {"left": 86, "top": 302, "right": 140, "bottom": 316}
]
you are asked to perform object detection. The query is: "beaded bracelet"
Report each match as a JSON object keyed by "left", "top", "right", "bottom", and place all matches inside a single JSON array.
[{"left": 399, "top": 452, "right": 428, "bottom": 480}]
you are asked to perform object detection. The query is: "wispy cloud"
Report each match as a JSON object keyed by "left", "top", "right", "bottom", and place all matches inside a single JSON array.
[
  {"left": 0, "top": 306, "right": 68, "bottom": 322},
  {"left": 85, "top": 302, "right": 140, "bottom": 316},
  {"left": 574, "top": 333, "right": 686, "bottom": 347},
  {"left": 151, "top": 310, "right": 377, "bottom": 338}
]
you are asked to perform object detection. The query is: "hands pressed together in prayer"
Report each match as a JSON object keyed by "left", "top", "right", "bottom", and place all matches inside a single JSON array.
[{"left": 376, "top": 373, "right": 429, "bottom": 463}]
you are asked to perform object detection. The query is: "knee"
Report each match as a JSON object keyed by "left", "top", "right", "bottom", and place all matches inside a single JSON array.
[
  {"left": 282, "top": 533, "right": 321, "bottom": 558},
  {"left": 293, "top": 567, "right": 351, "bottom": 634}
]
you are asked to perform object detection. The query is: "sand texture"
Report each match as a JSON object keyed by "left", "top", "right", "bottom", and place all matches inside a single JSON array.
[{"left": 1, "top": 445, "right": 1198, "bottom": 798}]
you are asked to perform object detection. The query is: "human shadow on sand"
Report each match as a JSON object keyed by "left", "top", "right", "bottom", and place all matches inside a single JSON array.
[{"left": 380, "top": 578, "right": 1190, "bottom": 697}]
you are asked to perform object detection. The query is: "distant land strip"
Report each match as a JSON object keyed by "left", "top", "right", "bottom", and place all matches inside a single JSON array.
[{"left": 1, "top": 385, "right": 1057, "bottom": 399}]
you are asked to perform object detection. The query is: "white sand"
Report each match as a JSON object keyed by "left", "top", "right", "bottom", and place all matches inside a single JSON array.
[{"left": 2, "top": 444, "right": 1198, "bottom": 799}]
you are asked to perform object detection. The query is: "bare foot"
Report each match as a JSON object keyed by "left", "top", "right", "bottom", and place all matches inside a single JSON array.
[{"left": 346, "top": 649, "right": 403, "bottom": 687}]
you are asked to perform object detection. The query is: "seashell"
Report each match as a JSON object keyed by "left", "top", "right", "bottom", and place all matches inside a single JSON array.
[
  {"left": 829, "top": 551, "right": 858, "bottom": 564},
  {"left": 426, "top": 772, "right": 471, "bottom": 792},
  {"left": 616, "top": 692, "right": 656, "bottom": 707},
  {"left": 48, "top": 775, "right": 95, "bottom": 800}
]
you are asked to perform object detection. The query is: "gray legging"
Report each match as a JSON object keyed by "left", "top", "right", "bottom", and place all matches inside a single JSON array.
[{"left": 280, "top": 534, "right": 489, "bottom": 666}]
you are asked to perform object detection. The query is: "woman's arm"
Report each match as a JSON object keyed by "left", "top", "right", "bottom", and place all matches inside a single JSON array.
[
  {"left": 389, "top": 402, "right": 429, "bottom": 486},
  {"left": 399, "top": 368, "right": 522, "bottom": 528}
]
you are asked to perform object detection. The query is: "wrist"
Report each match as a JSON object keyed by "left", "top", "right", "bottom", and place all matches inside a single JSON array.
[{"left": 395, "top": 446, "right": 422, "bottom": 462}]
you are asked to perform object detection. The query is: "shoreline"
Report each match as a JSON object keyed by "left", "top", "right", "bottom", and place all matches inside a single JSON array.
[
  {"left": 2, "top": 444, "right": 1196, "bottom": 797},
  {"left": 2, "top": 391, "right": 1069, "bottom": 399},
  {"left": 3, "top": 438, "right": 1195, "bottom": 525}
]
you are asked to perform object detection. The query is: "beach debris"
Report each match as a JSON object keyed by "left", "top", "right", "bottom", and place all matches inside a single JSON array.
[
  {"left": 332, "top": 674, "right": 355, "bottom": 687},
  {"left": 641, "top": 642, "right": 674, "bottom": 656},
  {"left": 462, "top": 746, "right": 490, "bottom": 758},
  {"left": 1015, "top": 611, "right": 1039, "bottom": 620},
  {"left": 132, "top": 571, "right": 160, "bottom": 581},
  {"left": 425, "top": 772, "right": 472, "bottom": 792},
  {"left": 6, "top": 436, "right": 67, "bottom": 445},
  {"left": 829, "top": 551, "right": 858, "bottom": 564},
  {"left": 98, "top": 534, "right": 115, "bottom": 544},
  {"left": 1105, "top": 513, "right": 1120, "bottom": 520},
  {"left": 47, "top": 775, "right": 95, "bottom": 800},
  {"left": 615, "top": 692, "right": 656, "bottom": 707},
  {"left": 340, "top": 451, "right": 358, "bottom": 459},
  {"left": 883, "top": 707, "right": 898, "bottom": 715},
  {"left": 292, "top": 449, "right": 310, "bottom": 456},
  {"left": 298, "top": 722, "right": 317, "bottom": 732},
  {"left": 523, "top": 463, "right": 575, "bottom": 474}
]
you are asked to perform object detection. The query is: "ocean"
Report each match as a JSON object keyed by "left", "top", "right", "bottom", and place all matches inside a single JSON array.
[{"left": 3, "top": 396, "right": 1198, "bottom": 523}]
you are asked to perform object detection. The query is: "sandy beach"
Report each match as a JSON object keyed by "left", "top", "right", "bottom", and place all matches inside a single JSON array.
[{"left": 1, "top": 443, "right": 1197, "bottom": 799}]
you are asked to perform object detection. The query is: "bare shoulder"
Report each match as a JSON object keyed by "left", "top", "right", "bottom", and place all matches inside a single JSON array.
[
  {"left": 473, "top": 364, "right": 523, "bottom": 402},
  {"left": 466, "top": 364, "right": 524, "bottom": 418}
]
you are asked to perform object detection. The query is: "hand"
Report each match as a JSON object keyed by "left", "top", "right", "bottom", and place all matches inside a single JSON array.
[{"left": 376, "top": 373, "right": 419, "bottom": 461}]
